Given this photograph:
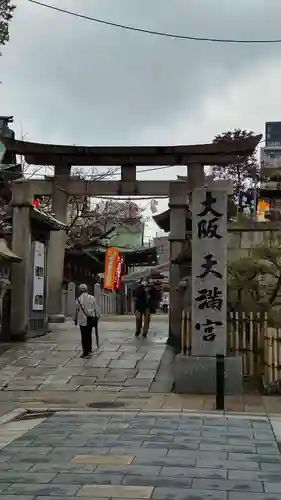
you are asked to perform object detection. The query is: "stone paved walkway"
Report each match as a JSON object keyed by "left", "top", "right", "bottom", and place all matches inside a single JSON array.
[
  {"left": 0, "top": 317, "right": 167, "bottom": 392},
  {"left": 0, "top": 409, "right": 281, "bottom": 499},
  {"left": 0, "top": 315, "right": 281, "bottom": 415},
  {"left": 0, "top": 316, "right": 173, "bottom": 414}
]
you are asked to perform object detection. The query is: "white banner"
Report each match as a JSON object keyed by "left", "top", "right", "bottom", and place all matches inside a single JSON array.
[{"left": 32, "top": 241, "right": 45, "bottom": 311}]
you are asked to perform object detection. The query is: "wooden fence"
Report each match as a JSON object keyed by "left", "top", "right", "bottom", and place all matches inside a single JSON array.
[{"left": 180, "top": 311, "right": 281, "bottom": 391}]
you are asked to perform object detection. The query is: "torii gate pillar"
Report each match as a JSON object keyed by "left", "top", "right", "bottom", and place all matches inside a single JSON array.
[
  {"left": 168, "top": 165, "right": 205, "bottom": 348},
  {"left": 47, "top": 163, "right": 70, "bottom": 323},
  {"left": 169, "top": 180, "right": 188, "bottom": 349}
]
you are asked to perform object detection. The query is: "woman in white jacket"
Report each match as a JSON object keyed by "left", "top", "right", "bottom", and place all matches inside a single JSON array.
[{"left": 74, "top": 284, "right": 100, "bottom": 358}]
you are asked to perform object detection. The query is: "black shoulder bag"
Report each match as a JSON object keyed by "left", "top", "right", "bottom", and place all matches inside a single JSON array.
[{"left": 77, "top": 298, "right": 97, "bottom": 328}]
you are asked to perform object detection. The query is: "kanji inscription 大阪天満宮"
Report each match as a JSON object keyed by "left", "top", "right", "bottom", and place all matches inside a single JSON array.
[{"left": 192, "top": 188, "right": 227, "bottom": 356}]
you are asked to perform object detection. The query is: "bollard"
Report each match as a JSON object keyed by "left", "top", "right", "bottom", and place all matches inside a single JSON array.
[{"left": 216, "top": 354, "right": 225, "bottom": 410}]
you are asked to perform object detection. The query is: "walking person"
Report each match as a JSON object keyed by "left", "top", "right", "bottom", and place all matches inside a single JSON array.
[
  {"left": 133, "top": 278, "right": 153, "bottom": 338},
  {"left": 74, "top": 284, "right": 100, "bottom": 358}
]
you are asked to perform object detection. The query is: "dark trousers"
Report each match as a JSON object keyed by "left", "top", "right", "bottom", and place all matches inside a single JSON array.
[
  {"left": 135, "top": 309, "right": 150, "bottom": 335},
  {"left": 80, "top": 325, "right": 92, "bottom": 355}
]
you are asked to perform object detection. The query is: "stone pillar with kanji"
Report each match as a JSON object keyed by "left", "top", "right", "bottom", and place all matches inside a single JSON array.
[
  {"left": 192, "top": 188, "right": 227, "bottom": 356},
  {"left": 174, "top": 185, "right": 242, "bottom": 394}
]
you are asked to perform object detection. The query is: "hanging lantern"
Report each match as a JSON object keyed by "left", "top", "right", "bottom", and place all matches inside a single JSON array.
[{"left": 32, "top": 199, "right": 40, "bottom": 208}]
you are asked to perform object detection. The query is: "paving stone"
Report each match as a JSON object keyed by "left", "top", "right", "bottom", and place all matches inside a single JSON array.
[
  {"left": 196, "top": 459, "right": 260, "bottom": 470},
  {"left": 152, "top": 488, "right": 227, "bottom": 500},
  {"left": 130, "top": 418, "right": 157, "bottom": 425},
  {"left": 129, "top": 422, "right": 159, "bottom": 429},
  {"left": 30, "top": 462, "right": 97, "bottom": 473},
  {"left": 202, "top": 426, "right": 246, "bottom": 433},
  {"left": 264, "top": 483, "right": 281, "bottom": 493},
  {"left": 227, "top": 438, "right": 273, "bottom": 445},
  {"left": 78, "top": 484, "right": 154, "bottom": 497},
  {"left": 167, "top": 450, "right": 228, "bottom": 460},
  {"left": 254, "top": 433, "right": 275, "bottom": 441},
  {"left": 52, "top": 472, "right": 124, "bottom": 485},
  {"left": 127, "top": 428, "right": 153, "bottom": 435},
  {"left": 125, "top": 379, "right": 153, "bottom": 387},
  {"left": 228, "top": 453, "right": 281, "bottom": 463},
  {"left": 229, "top": 494, "right": 281, "bottom": 500},
  {"left": 228, "top": 469, "right": 281, "bottom": 481},
  {"left": 261, "top": 463, "right": 281, "bottom": 471},
  {"left": 95, "top": 465, "right": 161, "bottom": 476},
  {"left": 1, "top": 446, "right": 52, "bottom": 455},
  {"left": 192, "top": 478, "right": 264, "bottom": 492},
  {"left": 68, "top": 377, "right": 97, "bottom": 385},
  {"left": 203, "top": 429, "right": 255, "bottom": 437},
  {"left": 0, "top": 462, "right": 33, "bottom": 471},
  {"left": 150, "top": 428, "right": 182, "bottom": 436},
  {"left": 257, "top": 446, "right": 280, "bottom": 454},
  {"left": 88, "top": 439, "right": 144, "bottom": 448},
  {"left": 47, "top": 447, "right": 110, "bottom": 457},
  {"left": 72, "top": 454, "right": 135, "bottom": 465},
  {"left": 80, "top": 422, "right": 129, "bottom": 430},
  {"left": 0, "top": 471, "right": 55, "bottom": 483},
  {"left": 160, "top": 466, "right": 227, "bottom": 479},
  {"left": 109, "top": 361, "right": 138, "bottom": 369},
  {"left": 122, "top": 434, "right": 173, "bottom": 442},
  {"left": 133, "top": 456, "right": 196, "bottom": 467},
  {"left": 143, "top": 441, "right": 199, "bottom": 451},
  {"left": 199, "top": 444, "right": 256, "bottom": 453},
  {"left": 5, "top": 483, "right": 81, "bottom": 496},
  {"left": 0, "top": 485, "right": 12, "bottom": 493},
  {"left": 109, "top": 446, "right": 168, "bottom": 457},
  {"left": 122, "top": 474, "right": 193, "bottom": 488},
  {"left": 37, "top": 498, "right": 106, "bottom": 500},
  {"left": 175, "top": 436, "right": 229, "bottom": 444},
  {"left": 2, "top": 439, "right": 34, "bottom": 447},
  {"left": 0, "top": 496, "right": 35, "bottom": 500}
]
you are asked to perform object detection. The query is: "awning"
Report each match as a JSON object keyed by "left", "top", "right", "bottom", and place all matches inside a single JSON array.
[
  {"left": 32, "top": 207, "right": 67, "bottom": 231},
  {"left": 0, "top": 239, "right": 21, "bottom": 262},
  {"left": 123, "top": 262, "right": 169, "bottom": 282}
]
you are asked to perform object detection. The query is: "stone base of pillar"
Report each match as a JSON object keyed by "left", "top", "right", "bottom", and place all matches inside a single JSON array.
[
  {"left": 10, "top": 331, "right": 27, "bottom": 342},
  {"left": 166, "top": 328, "right": 181, "bottom": 352},
  {"left": 48, "top": 314, "right": 65, "bottom": 324},
  {"left": 174, "top": 355, "right": 242, "bottom": 394}
]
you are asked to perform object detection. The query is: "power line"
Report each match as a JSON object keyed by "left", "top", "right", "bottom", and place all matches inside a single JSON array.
[{"left": 28, "top": 0, "right": 281, "bottom": 45}]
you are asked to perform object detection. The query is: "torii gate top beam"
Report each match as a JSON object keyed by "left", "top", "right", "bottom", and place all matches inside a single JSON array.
[{"left": 1, "top": 135, "right": 262, "bottom": 166}]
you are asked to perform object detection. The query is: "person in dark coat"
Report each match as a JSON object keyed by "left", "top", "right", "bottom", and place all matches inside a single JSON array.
[
  {"left": 133, "top": 279, "right": 150, "bottom": 338},
  {"left": 133, "top": 278, "right": 157, "bottom": 338}
]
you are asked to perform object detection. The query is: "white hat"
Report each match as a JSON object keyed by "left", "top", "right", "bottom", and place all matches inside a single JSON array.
[{"left": 79, "top": 283, "right": 88, "bottom": 292}]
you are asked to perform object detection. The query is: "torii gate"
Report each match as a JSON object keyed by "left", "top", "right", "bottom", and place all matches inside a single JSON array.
[{"left": 2, "top": 135, "right": 261, "bottom": 341}]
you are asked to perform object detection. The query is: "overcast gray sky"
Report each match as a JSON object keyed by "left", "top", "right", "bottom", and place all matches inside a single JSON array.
[{"left": 1, "top": 0, "right": 281, "bottom": 237}]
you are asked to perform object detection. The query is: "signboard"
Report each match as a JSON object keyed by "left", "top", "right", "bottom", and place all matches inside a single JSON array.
[
  {"left": 261, "top": 148, "right": 281, "bottom": 169},
  {"left": 257, "top": 200, "right": 270, "bottom": 214},
  {"left": 265, "top": 122, "right": 281, "bottom": 148},
  {"left": 32, "top": 241, "right": 45, "bottom": 311},
  {"left": 192, "top": 188, "right": 227, "bottom": 356},
  {"left": 104, "top": 247, "right": 119, "bottom": 290},
  {"left": 238, "top": 189, "right": 256, "bottom": 215},
  {"left": 0, "top": 141, "right": 5, "bottom": 164},
  {"left": 260, "top": 181, "right": 281, "bottom": 191}
]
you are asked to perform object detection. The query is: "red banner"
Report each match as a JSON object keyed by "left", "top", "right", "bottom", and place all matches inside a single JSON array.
[{"left": 104, "top": 248, "right": 119, "bottom": 290}]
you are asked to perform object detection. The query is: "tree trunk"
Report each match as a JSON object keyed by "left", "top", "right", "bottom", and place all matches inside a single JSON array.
[{"left": 269, "top": 275, "right": 281, "bottom": 306}]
